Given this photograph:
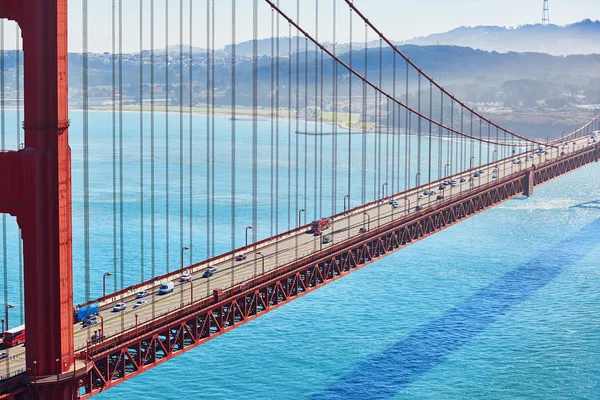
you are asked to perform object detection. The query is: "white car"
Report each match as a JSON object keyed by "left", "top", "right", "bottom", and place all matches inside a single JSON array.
[
  {"left": 180, "top": 272, "right": 192, "bottom": 282},
  {"left": 112, "top": 303, "right": 127, "bottom": 312},
  {"left": 133, "top": 300, "right": 148, "bottom": 309}
]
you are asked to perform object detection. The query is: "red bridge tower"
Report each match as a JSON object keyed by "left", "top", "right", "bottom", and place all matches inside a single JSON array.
[{"left": 0, "top": 0, "right": 76, "bottom": 398}]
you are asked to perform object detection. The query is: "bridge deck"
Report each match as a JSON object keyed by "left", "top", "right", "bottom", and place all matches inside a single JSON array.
[{"left": 0, "top": 135, "right": 596, "bottom": 388}]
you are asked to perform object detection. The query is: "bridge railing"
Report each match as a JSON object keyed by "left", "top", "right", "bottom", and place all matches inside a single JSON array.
[{"left": 77, "top": 141, "right": 552, "bottom": 312}]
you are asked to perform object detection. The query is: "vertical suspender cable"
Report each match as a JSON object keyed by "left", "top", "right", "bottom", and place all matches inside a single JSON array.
[
  {"left": 313, "top": 0, "right": 319, "bottom": 219},
  {"left": 428, "top": 82, "right": 432, "bottom": 184},
  {"left": 295, "top": 0, "right": 300, "bottom": 227},
  {"left": 287, "top": 30, "right": 292, "bottom": 230},
  {"left": 231, "top": 0, "right": 237, "bottom": 284},
  {"left": 0, "top": 21, "right": 6, "bottom": 325},
  {"left": 211, "top": 1, "right": 216, "bottom": 257},
  {"left": 205, "top": 0, "right": 211, "bottom": 258},
  {"left": 151, "top": 0, "right": 156, "bottom": 314},
  {"left": 270, "top": 10, "right": 274, "bottom": 236},
  {"left": 437, "top": 91, "right": 448, "bottom": 178},
  {"left": 417, "top": 74, "right": 421, "bottom": 186},
  {"left": 139, "top": 0, "right": 145, "bottom": 282},
  {"left": 390, "top": 41, "right": 396, "bottom": 194},
  {"left": 361, "top": 22, "right": 366, "bottom": 205},
  {"left": 252, "top": 0, "right": 258, "bottom": 244},
  {"left": 303, "top": 36, "right": 308, "bottom": 218},
  {"left": 111, "top": 0, "right": 117, "bottom": 290},
  {"left": 119, "top": 0, "right": 124, "bottom": 289},
  {"left": 83, "top": 0, "right": 90, "bottom": 301},
  {"left": 275, "top": 0, "right": 280, "bottom": 235},
  {"left": 179, "top": 0, "right": 184, "bottom": 271},
  {"left": 16, "top": 26, "right": 22, "bottom": 321},
  {"left": 188, "top": 0, "right": 193, "bottom": 262},
  {"left": 331, "top": 0, "right": 337, "bottom": 214},
  {"left": 319, "top": 40, "right": 324, "bottom": 218},
  {"left": 165, "top": 0, "right": 170, "bottom": 273},
  {"left": 405, "top": 62, "right": 409, "bottom": 190},
  {"left": 347, "top": 6, "right": 352, "bottom": 212}
]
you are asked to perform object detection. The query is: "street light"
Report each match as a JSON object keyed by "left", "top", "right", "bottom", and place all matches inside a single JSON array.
[
  {"left": 256, "top": 251, "right": 265, "bottom": 275},
  {"left": 102, "top": 272, "right": 112, "bottom": 298},
  {"left": 547, "top": 134, "right": 551, "bottom": 144},
  {"left": 343, "top": 194, "right": 350, "bottom": 213},
  {"left": 245, "top": 226, "right": 253, "bottom": 248},
  {"left": 415, "top": 172, "right": 421, "bottom": 187},
  {"left": 4, "top": 305, "right": 14, "bottom": 331},
  {"left": 381, "top": 182, "right": 387, "bottom": 199},
  {"left": 181, "top": 246, "right": 190, "bottom": 272},
  {"left": 363, "top": 212, "right": 371, "bottom": 231},
  {"left": 444, "top": 163, "right": 450, "bottom": 178},
  {"left": 298, "top": 209, "right": 306, "bottom": 227},
  {"left": 403, "top": 197, "right": 411, "bottom": 214},
  {"left": 492, "top": 150, "right": 498, "bottom": 162},
  {"left": 469, "top": 156, "right": 475, "bottom": 171},
  {"left": 186, "top": 280, "right": 193, "bottom": 304}
]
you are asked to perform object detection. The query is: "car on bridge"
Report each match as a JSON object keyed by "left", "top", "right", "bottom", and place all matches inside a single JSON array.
[
  {"left": 359, "top": 227, "right": 367, "bottom": 233},
  {"left": 203, "top": 266, "right": 217, "bottom": 278},
  {"left": 322, "top": 235, "right": 333, "bottom": 244},
  {"left": 0, "top": 352, "right": 7, "bottom": 361},
  {"left": 81, "top": 315, "right": 98, "bottom": 327},
  {"left": 437, "top": 195, "right": 444, "bottom": 200},
  {"left": 235, "top": 254, "right": 247, "bottom": 261},
  {"left": 136, "top": 290, "right": 149, "bottom": 298},
  {"left": 112, "top": 303, "right": 127, "bottom": 312},
  {"left": 133, "top": 300, "right": 148, "bottom": 309},
  {"left": 180, "top": 271, "right": 192, "bottom": 282}
]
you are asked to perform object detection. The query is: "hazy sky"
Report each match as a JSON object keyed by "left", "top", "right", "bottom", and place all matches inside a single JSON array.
[{"left": 4, "top": 0, "right": 600, "bottom": 52}]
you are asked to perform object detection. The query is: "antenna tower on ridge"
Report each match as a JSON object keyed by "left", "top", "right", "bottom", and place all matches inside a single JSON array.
[{"left": 542, "top": 0, "right": 550, "bottom": 26}]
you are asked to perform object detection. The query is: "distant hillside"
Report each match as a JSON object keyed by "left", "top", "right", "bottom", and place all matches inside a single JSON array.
[{"left": 401, "top": 19, "right": 600, "bottom": 56}]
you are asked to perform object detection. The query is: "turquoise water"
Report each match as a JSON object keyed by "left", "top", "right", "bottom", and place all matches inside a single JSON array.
[
  {"left": 1, "top": 110, "right": 599, "bottom": 398},
  {"left": 94, "top": 161, "right": 600, "bottom": 400}
]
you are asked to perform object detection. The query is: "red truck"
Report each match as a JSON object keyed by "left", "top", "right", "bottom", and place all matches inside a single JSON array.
[{"left": 311, "top": 218, "right": 331, "bottom": 236}]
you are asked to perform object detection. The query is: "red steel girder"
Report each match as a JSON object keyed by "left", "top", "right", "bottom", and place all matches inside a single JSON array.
[{"left": 76, "top": 144, "right": 599, "bottom": 398}]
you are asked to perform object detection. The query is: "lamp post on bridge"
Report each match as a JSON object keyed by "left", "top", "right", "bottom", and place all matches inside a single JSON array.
[
  {"left": 415, "top": 172, "right": 421, "bottom": 188},
  {"left": 245, "top": 226, "right": 253, "bottom": 248},
  {"left": 256, "top": 251, "right": 265, "bottom": 275},
  {"left": 444, "top": 163, "right": 450, "bottom": 178},
  {"left": 4, "top": 305, "right": 14, "bottom": 331},
  {"left": 298, "top": 209, "right": 305, "bottom": 228},
  {"left": 363, "top": 212, "right": 371, "bottom": 231},
  {"left": 403, "top": 197, "right": 411, "bottom": 214},
  {"left": 343, "top": 194, "right": 350, "bottom": 214},
  {"left": 492, "top": 150, "right": 498, "bottom": 163},
  {"left": 181, "top": 246, "right": 189, "bottom": 272},
  {"left": 102, "top": 272, "right": 112, "bottom": 298},
  {"left": 186, "top": 280, "right": 193, "bottom": 304},
  {"left": 381, "top": 182, "right": 387, "bottom": 200}
]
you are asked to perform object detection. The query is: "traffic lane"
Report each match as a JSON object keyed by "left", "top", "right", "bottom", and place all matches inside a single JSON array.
[{"left": 75, "top": 140, "right": 593, "bottom": 348}]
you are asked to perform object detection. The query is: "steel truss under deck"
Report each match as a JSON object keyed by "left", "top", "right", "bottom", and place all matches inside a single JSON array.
[{"left": 74, "top": 144, "right": 599, "bottom": 398}]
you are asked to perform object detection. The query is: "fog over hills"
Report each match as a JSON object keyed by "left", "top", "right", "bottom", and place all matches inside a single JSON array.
[{"left": 401, "top": 19, "right": 600, "bottom": 56}]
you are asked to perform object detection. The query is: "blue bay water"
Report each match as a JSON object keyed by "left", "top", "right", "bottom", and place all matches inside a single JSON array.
[
  {"left": 0, "top": 110, "right": 598, "bottom": 398},
  {"left": 95, "top": 161, "right": 600, "bottom": 400}
]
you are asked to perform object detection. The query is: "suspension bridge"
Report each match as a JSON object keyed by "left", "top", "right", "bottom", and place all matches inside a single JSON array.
[{"left": 0, "top": 0, "right": 598, "bottom": 398}]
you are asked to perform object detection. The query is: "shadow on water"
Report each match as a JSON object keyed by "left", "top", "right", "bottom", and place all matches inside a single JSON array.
[
  {"left": 311, "top": 217, "right": 600, "bottom": 400},
  {"left": 570, "top": 200, "right": 600, "bottom": 210}
]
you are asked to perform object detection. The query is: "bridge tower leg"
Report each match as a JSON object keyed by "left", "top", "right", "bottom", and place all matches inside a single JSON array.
[
  {"left": 0, "top": 0, "right": 77, "bottom": 398},
  {"left": 523, "top": 168, "right": 534, "bottom": 197}
]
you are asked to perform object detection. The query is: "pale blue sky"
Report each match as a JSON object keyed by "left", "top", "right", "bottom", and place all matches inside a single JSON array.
[{"left": 4, "top": 0, "right": 600, "bottom": 52}]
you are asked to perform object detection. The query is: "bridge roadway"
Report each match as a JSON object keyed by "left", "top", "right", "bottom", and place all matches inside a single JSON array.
[{"left": 0, "top": 135, "right": 594, "bottom": 379}]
